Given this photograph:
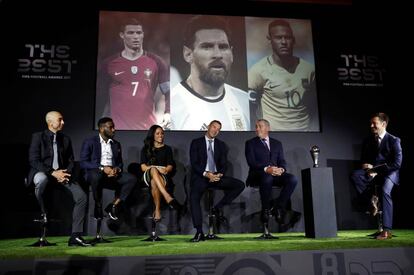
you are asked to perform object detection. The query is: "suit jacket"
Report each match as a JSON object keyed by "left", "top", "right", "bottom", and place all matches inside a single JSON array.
[
  {"left": 190, "top": 136, "right": 227, "bottom": 180},
  {"left": 361, "top": 132, "right": 402, "bottom": 184},
  {"left": 27, "top": 130, "right": 74, "bottom": 186},
  {"left": 79, "top": 135, "right": 123, "bottom": 173},
  {"left": 245, "top": 136, "right": 287, "bottom": 186}
]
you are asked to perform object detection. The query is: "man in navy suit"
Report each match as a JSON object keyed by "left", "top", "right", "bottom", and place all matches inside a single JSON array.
[
  {"left": 245, "top": 119, "right": 299, "bottom": 229},
  {"left": 80, "top": 117, "right": 136, "bottom": 221},
  {"left": 189, "top": 120, "right": 245, "bottom": 242},
  {"left": 351, "top": 113, "right": 402, "bottom": 240},
  {"left": 28, "top": 111, "right": 90, "bottom": 246}
]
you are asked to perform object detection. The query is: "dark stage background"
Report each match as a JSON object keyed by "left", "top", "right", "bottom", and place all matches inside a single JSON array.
[{"left": 0, "top": 1, "right": 411, "bottom": 237}]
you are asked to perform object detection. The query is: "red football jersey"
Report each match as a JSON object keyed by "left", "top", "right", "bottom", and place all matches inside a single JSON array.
[{"left": 106, "top": 52, "right": 167, "bottom": 130}]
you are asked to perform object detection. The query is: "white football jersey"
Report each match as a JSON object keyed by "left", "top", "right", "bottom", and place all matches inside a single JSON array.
[{"left": 171, "top": 82, "right": 250, "bottom": 131}]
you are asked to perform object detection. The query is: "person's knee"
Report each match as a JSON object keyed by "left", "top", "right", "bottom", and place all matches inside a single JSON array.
[
  {"left": 33, "top": 172, "right": 48, "bottom": 185},
  {"left": 261, "top": 174, "right": 274, "bottom": 186},
  {"left": 284, "top": 173, "right": 298, "bottom": 187},
  {"left": 150, "top": 167, "right": 159, "bottom": 177},
  {"left": 87, "top": 170, "right": 102, "bottom": 184}
]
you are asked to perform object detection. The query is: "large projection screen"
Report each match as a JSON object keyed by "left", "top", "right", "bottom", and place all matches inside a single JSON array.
[{"left": 95, "top": 11, "right": 320, "bottom": 132}]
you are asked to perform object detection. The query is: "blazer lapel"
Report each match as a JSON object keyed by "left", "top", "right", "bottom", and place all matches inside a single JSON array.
[
  {"left": 94, "top": 135, "right": 102, "bottom": 160},
  {"left": 111, "top": 141, "right": 117, "bottom": 164},
  {"left": 43, "top": 130, "right": 53, "bottom": 159}
]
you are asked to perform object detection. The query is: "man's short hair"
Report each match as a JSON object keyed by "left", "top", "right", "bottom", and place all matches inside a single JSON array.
[
  {"left": 257, "top": 119, "right": 270, "bottom": 127},
  {"left": 97, "top": 117, "right": 113, "bottom": 128},
  {"left": 183, "top": 15, "right": 231, "bottom": 49},
  {"left": 371, "top": 112, "right": 389, "bottom": 125},
  {"left": 268, "top": 19, "right": 293, "bottom": 36},
  {"left": 209, "top": 120, "right": 222, "bottom": 127},
  {"left": 120, "top": 18, "right": 143, "bottom": 33}
]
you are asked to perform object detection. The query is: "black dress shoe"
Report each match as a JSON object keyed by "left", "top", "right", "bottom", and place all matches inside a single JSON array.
[
  {"left": 211, "top": 207, "right": 228, "bottom": 225},
  {"left": 105, "top": 203, "right": 119, "bottom": 220},
  {"left": 68, "top": 236, "right": 93, "bottom": 247},
  {"left": 190, "top": 232, "right": 205, "bottom": 242},
  {"left": 168, "top": 199, "right": 183, "bottom": 211}
]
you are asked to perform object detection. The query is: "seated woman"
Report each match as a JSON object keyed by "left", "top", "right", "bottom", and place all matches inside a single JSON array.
[{"left": 140, "top": 125, "right": 182, "bottom": 221}]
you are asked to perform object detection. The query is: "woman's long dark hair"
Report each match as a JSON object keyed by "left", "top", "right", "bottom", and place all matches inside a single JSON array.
[{"left": 143, "top": 125, "right": 163, "bottom": 165}]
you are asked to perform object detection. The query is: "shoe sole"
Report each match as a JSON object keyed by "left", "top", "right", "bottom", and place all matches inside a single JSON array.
[{"left": 108, "top": 213, "right": 118, "bottom": 220}]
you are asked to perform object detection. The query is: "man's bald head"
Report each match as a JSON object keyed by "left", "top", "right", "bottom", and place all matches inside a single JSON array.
[{"left": 45, "top": 111, "right": 64, "bottom": 133}]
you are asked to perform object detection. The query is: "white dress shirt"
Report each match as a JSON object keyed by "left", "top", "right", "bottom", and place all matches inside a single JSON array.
[{"left": 99, "top": 134, "right": 113, "bottom": 166}]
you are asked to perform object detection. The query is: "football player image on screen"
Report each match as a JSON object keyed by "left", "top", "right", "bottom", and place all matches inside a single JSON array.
[
  {"left": 171, "top": 15, "right": 250, "bottom": 131},
  {"left": 98, "top": 18, "right": 170, "bottom": 130},
  {"left": 248, "top": 19, "right": 318, "bottom": 131}
]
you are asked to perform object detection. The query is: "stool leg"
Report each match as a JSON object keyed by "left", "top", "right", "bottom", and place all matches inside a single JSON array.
[
  {"left": 255, "top": 211, "right": 279, "bottom": 240},
  {"left": 29, "top": 215, "right": 56, "bottom": 247},
  {"left": 92, "top": 218, "right": 111, "bottom": 244},
  {"left": 206, "top": 190, "right": 223, "bottom": 240},
  {"left": 142, "top": 218, "right": 165, "bottom": 242}
]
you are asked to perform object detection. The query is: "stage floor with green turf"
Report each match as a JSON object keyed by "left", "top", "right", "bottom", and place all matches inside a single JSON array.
[{"left": 1, "top": 230, "right": 413, "bottom": 259}]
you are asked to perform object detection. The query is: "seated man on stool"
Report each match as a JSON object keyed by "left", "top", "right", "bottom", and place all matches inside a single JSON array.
[
  {"left": 80, "top": 117, "right": 136, "bottom": 221},
  {"left": 28, "top": 111, "right": 90, "bottom": 246},
  {"left": 350, "top": 112, "right": 402, "bottom": 240},
  {"left": 245, "top": 119, "right": 300, "bottom": 231},
  {"left": 189, "top": 120, "right": 245, "bottom": 242}
]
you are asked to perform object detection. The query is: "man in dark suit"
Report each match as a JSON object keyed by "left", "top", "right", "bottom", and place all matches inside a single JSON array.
[
  {"left": 189, "top": 120, "right": 245, "bottom": 242},
  {"left": 351, "top": 112, "right": 402, "bottom": 240},
  {"left": 28, "top": 111, "right": 90, "bottom": 246},
  {"left": 80, "top": 117, "right": 136, "bottom": 221},
  {"left": 245, "top": 119, "right": 299, "bottom": 230}
]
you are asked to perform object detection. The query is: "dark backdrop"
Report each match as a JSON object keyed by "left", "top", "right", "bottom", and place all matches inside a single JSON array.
[{"left": 0, "top": 1, "right": 411, "bottom": 237}]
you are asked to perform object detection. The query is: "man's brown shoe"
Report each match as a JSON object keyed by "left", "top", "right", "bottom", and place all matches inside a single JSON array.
[{"left": 376, "top": 230, "right": 392, "bottom": 240}]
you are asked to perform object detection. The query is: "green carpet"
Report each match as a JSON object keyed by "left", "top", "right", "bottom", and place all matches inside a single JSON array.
[{"left": 1, "top": 230, "right": 413, "bottom": 260}]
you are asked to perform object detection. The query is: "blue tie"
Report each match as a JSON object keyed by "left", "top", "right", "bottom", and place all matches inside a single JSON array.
[
  {"left": 261, "top": 138, "right": 269, "bottom": 151},
  {"left": 207, "top": 140, "right": 216, "bottom": 172}
]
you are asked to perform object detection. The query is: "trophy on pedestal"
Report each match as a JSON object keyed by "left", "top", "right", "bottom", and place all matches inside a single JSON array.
[{"left": 310, "top": 145, "right": 320, "bottom": 168}]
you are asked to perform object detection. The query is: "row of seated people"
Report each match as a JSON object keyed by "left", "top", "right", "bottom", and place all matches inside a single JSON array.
[{"left": 27, "top": 111, "right": 400, "bottom": 246}]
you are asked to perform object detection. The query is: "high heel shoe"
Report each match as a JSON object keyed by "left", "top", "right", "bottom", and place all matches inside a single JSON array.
[{"left": 168, "top": 198, "right": 183, "bottom": 211}]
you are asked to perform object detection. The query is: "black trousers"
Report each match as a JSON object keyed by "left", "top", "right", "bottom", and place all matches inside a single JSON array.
[
  {"left": 256, "top": 172, "right": 298, "bottom": 210},
  {"left": 190, "top": 175, "right": 245, "bottom": 231},
  {"left": 85, "top": 170, "right": 136, "bottom": 205}
]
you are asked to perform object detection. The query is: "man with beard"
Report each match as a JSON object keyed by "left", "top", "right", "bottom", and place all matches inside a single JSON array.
[
  {"left": 171, "top": 15, "right": 250, "bottom": 131},
  {"left": 97, "top": 18, "right": 170, "bottom": 130},
  {"left": 80, "top": 117, "right": 136, "bottom": 221},
  {"left": 350, "top": 113, "right": 402, "bottom": 240}
]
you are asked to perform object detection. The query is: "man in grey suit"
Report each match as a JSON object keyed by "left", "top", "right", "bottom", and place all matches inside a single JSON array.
[{"left": 28, "top": 111, "right": 90, "bottom": 246}]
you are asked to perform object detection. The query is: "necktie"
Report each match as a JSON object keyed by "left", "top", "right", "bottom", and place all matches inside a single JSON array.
[
  {"left": 261, "top": 138, "right": 269, "bottom": 151},
  {"left": 377, "top": 136, "right": 381, "bottom": 148},
  {"left": 52, "top": 134, "right": 59, "bottom": 170},
  {"left": 207, "top": 139, "right": 216, "bottom": 172}
]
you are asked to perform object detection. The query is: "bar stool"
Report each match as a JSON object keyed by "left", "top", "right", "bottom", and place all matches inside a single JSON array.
[
  {"left": 205, "top": 188, "right": 223, "bottom": 240},
  {"left": 247, "top": 178, "right": 281, "bottom": 240}
]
